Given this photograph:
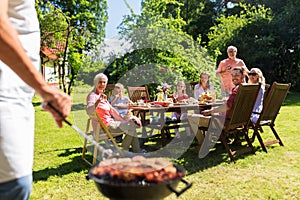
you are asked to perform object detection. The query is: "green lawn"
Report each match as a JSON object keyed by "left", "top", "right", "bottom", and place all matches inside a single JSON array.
[{"left": 30, "top": 91, "right": 300, "bottom": 200}]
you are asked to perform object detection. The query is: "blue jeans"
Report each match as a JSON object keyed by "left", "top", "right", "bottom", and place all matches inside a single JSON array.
[{"left": 0, "top": 175, "right": 32, "bottom": 200}]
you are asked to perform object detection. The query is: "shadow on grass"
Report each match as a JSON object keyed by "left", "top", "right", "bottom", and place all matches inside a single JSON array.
[
  {"left": 175, "top": 143, "right": 229, "bottom": 174},
  {"left": 173, "top": 140, "right": 261, "bottom": 175},
  {"left": 142, "top": 136, "right": 230, "bottom": 174},
  {"left": 32, "top": 142, "right": 263, "bottom": 182},
  {"left": 33, "top": 147, "right": 90, "bottom": 182}
]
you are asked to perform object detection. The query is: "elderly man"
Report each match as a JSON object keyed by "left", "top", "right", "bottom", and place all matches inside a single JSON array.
[{"left": 216, "top": 45, "right": 249, "bottom": 99}]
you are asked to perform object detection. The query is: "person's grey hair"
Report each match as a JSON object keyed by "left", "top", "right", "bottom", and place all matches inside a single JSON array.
[
  {"left": 115, "top": 83, "right": 124, "bottom": 91},
  {"left": 227, "top": 45, "right": 237, "bottom": 52},
  {"left": 250, "top": 68, "right": 266, "bottom": 88},
  {"left": 93, "top": 73, "right": 108, "bottom": 87}
]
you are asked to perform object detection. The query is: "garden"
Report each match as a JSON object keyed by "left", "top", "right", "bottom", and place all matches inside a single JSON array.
[{"left": 30, "top": 90, "right": 300, "bottom": 199}]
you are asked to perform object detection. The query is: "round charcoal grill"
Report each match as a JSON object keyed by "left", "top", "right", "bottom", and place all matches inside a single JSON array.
[
  {"left": 46, "top": 103, "right": 192, "bottom": 200},
  {"left": 87, "top": 156, "right": 192, "bottom": 200}
]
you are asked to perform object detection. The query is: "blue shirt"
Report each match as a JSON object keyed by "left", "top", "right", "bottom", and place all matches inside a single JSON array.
[
  {"left": 252, "top": 86, "right": 264, "bottom": 123},
  {"left": 109, "top": 95, "right": 130, "bottom": 117}
]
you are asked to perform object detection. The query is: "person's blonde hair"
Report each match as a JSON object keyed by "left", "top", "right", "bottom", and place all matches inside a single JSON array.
[
  {"left": 250, "top": 68, "right": 265, "bottom": 88},
  {"left": 176, "top": 81, "right": 186, "bottom": 94}
]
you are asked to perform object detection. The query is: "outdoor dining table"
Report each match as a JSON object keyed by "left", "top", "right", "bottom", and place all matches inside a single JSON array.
[{"left": 128, "top": 101, "right": 224, "bottom": 139}]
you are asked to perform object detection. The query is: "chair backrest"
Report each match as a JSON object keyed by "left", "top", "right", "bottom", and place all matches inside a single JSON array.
[
  {"left": 258, "top": 82, "right": 291, "bottom": 123},
  {"left": 225, "top": 84, "right": 261, "bottom": 130},
  {"left": 185, "top": 81, "right": 198, "bottom": 97},
  {"left": 104, "top": 84, "right": 115, "bottom": 99},
  {"left": 263, "top": 83, "right": 271, "bottom": 103},
  {"left": 127, "top": 86, "right": 151, "bottom": 102}
]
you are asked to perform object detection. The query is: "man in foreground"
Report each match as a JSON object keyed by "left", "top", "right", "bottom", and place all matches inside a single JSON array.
[{"left": 0, "top": 1, "right": 71, "bottom": 199}]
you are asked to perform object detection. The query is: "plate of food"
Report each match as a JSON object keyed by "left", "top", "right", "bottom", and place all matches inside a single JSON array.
[{"left": 199, "top": 93, "right": 213, "bottom": 101}]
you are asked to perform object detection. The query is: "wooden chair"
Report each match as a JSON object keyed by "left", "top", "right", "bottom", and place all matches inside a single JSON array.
[
  {"left": 103, "top": 84, "right": 115, "bottom": 99},
  {"left": 127, "top": 86, "right": 151, "bottom": 102},
  {"left": 127, "top": 86, "right": 164, "bottom": 141},
  {"left": 190, "top": 84, "right": 261, "bottom": 163},
  {"left": 263, "top": 83, "right": 271, "bottom": 102},
  {"left": 160, "top": 81, "right": 198, "bottom": 138},
  {"left": 81, "top": 117, "right": 123, "bottom": 165},
  {"left": 250, "top": 82, "right": 291, "bottom": 153},
  {"left": 185, "top": 81, "right": 198, "bottom": 97}
]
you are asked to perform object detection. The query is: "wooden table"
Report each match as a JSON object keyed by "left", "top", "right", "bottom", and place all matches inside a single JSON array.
[{"left": 129, "top": 102, "right": 224, "bottom": 140}]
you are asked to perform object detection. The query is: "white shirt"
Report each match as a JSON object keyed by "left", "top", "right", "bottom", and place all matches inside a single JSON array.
[
  {"left": 0, "top": 0, "right": 40, "bottom": 183},
  {"left": 194, "top": 84, "right": 215, "bottom": 100}
]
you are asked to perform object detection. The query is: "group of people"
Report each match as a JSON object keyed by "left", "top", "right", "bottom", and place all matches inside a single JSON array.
[
  {"left": 0, "top": 1, "right": 266, "bottom": 198},
  {"left": 166, "top": 45, "right": 265, "bottom": 139},
  {"left": 188, "top": 45, "right": 266, "bottom": 144},
  {"left": 86, "top": 74, "right": 142, "bottom": 153}
]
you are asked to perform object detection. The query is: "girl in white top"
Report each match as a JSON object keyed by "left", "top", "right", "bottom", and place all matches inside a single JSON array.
[{"left": 194, "top": 72, "right": 215, "bottom": 100}]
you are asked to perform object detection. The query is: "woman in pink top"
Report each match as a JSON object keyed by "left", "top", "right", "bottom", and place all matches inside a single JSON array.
[
  {"left": 216, "top": 46, "right": 249, "bottom": 99},
  {"left": 86, "top": 73, "right": 141, "bottom": 153}
]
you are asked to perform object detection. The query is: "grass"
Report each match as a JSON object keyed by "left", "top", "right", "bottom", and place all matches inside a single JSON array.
[{"left": 30, "top": 91, "right": 300, "bottom": 199}]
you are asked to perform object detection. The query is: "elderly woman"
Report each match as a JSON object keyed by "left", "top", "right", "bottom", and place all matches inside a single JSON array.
[
  {"left": 86, "top": 73, "right": 141, "bottom": 153},
  {"left": 248, "top": 68, "right": 266, "bottom": 123}
]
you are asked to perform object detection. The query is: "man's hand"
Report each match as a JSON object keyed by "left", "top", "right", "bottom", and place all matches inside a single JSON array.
[{"left": 41, "top": 88, "right": 72, "bottom": 128}]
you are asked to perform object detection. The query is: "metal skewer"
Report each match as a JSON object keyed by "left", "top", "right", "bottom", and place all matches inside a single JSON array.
[{"left": 44, "top": 102, "right": 117, "bottom": 159}]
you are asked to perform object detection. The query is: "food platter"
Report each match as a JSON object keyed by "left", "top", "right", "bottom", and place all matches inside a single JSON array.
[{"left": 153, "top": 101, "right": 172, "bottom": 107}]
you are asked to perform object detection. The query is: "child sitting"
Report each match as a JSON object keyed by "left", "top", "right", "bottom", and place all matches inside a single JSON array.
[{"left": 170, "top": 81, "right": 189, "bottom": 138}]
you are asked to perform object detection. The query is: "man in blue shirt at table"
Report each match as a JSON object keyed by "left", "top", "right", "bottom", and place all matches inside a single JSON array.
[{"left": 109, "top": 83, "right": 131, "bottom": 142}]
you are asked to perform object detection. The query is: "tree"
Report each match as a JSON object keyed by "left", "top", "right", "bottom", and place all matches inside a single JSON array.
[
  {"left": 206, "top": 2, "right": 299, "bottom": 89},
  {"left": 267, "top": 0, "right": 300, "bottom": 88},
  {"left": 36, "top": 0, "right": 108, "bottom": 94},
  {"left": 179, "top": 0, "right": 219, "bottom": 45},
  {"left": 102, "top": 0, "right": 218, "bottom": 97}
]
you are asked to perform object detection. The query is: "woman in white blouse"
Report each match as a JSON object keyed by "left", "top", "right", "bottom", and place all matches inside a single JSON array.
[{"left": 194, "top": 72, "right": 215, "bottom": 100}]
